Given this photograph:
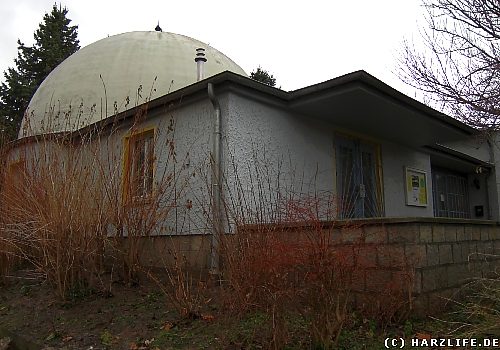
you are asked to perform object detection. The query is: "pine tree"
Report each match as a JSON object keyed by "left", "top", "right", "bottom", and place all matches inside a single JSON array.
[{"left": 0, "top": 4, "right": 79, "bottom": 143}]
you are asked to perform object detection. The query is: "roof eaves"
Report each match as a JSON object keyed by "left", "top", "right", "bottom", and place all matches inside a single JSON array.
[
  {"left": 3, "top": 131, "right": 69, "bottom": 151},
  {"left": 288, "top": 70, "right": 476, "bottom": 137},
  {"left": 425, "top": 143, "right": 494, "bottom": 168},
  {"left": 29, "top": 70, "right": 475, "bottom": 142}
]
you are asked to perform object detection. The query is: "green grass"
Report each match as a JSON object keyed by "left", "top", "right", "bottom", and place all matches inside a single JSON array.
[{"left": 100, "top": 329, "right": 114, "bottom": 348}]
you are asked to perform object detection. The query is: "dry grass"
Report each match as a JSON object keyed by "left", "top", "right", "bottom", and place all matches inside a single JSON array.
[
  {"left": 0, "top": 107, "right": 188, "bottom": 298},
  {"left": 446, "top": 270, "right": 500, "bottom": 338},
  {"left": 1, "top": 139, "right": 107, "bottom": 297}
]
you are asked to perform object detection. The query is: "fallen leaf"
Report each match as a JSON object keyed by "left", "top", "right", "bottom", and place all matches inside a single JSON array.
[
  {"left": 201, "top": 314, "right": 215, "bottom": 321},
  {"left": 162, "top": 322, "right": 174, "bottom": 331},
  {"left": 128, "top": 342, "right": 139, "bottom": 350},
  {"left": 415, "top": 332, "right": 431, "bottom": 340},
  {"left": 62, "top": 336, "right": 73, "bottom": 342}
]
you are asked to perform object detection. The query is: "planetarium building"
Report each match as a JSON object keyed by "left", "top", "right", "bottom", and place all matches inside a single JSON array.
[{"left": 4, "top": 29, "right": 500, "bottom": 293}]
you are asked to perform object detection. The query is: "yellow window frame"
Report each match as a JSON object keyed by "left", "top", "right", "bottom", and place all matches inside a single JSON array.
[
  {"left": 333, "top": 131, "right": 385, "bottom": 218},
  {"left": 122, "top": 127, "right": 156, "bottom": 203}
]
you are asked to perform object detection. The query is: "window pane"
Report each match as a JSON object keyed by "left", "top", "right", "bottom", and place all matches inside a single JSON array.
[
  {"left": 335, "top": 136, "right": 381, "bottom": 219},
  {"left": 361, "top": 150, "right": 379, "bottom": 217},
  {"left": 338, "top": 144, "right": 357, "bottom": 219},
  {"left": 127, "top": 131, "right": 154, "bottom": 200}
]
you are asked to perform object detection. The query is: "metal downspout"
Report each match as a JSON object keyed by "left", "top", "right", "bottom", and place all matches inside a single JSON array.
[
  {"left": 208, "top": 83, "right": 222, "bottom": 273},
  {"left": 486, "top": 137, "right": 495, "bottom": 220}
]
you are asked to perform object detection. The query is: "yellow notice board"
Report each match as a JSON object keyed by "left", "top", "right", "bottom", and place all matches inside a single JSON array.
[{"left": 405, "top": 167, "right": 428, "bottom": 206}]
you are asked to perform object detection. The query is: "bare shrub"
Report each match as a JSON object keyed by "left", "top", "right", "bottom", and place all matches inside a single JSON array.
[
  {"left": 358, "top": 258, "right": 417, "bottom": 328},
  {"left": 447, "top": 270, "right": 500, "bottom": 338},
  {"left": 286, "top": 197, "right": 358, "bottom": 348},
  {"left": 0, "top": 234, "right": 18, "bottom": 282},
  {"left": 210, "top": 146, "right": 421, "bottom": 347},
  {"left": 0, "top": 152, "right": 27, "bottom": 280},
  {"left": 0, "top": 102, "right": 188, "bottom": 298},
  {"left": 147, "top": 251, "right": 210, "bottom": 320},
  {"left": 219, "top": 183, "right": 361, "bottom": 348},
  {"left": 0, "top": 136, "right": 112, "bottom": 298}
]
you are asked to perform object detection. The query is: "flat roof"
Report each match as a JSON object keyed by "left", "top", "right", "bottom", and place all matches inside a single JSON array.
[{"left": 10, "top": 70, "right": 477, "bottom": 149}]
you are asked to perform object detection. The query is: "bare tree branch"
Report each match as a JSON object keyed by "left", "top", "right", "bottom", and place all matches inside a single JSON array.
[{"left": 399, "top": 0, "right": 500, "bottom": 129}]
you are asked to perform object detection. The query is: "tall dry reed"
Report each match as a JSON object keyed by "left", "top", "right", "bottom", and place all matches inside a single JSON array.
[{"left": 0, "top": 102, "right": 189, "bottom": 298}]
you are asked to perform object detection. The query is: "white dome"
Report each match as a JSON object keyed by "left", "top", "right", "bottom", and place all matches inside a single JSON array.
[{"left": 20, "top": 31, "right": 246, "bottom": 137}]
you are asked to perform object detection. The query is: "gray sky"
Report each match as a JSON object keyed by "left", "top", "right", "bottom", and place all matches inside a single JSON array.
[{"left": 0, "top": 0, "right": 426, "bottom": 96}]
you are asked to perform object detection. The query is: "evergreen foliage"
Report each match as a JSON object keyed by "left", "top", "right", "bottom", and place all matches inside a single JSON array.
[
  {"left": 250, "top": 66, "right": 277, "bottom": 87},
  {"left": 0, "top": 4, "right": 79, "bottom": 143}
]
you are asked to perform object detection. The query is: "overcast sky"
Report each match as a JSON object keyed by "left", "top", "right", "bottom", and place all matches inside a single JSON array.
[{"left": 0, "top": 0, "right": 426, "bottom": 97}]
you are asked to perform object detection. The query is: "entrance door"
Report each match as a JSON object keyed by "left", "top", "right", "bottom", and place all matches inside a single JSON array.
[
  {"left": 432, "top": 167, "right": 470, "bottom": 218},
  {"left": 335, "top": 135, "right": 382, "bottom": 219}
]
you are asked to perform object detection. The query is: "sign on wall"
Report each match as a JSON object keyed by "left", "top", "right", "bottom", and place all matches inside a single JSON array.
[{"left": 405, "top": 167, "right": 428, "bottom": 207}]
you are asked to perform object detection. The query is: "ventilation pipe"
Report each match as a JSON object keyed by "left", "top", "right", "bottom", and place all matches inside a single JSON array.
[
  {"left": 208, "top": 82, "right": 222, "bottom": 274},
  {"left": 195, "top": 48, "right": 207, "bottom": 81}
]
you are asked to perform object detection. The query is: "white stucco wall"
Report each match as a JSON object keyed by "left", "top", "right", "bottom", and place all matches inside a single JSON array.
[
  {"left": 444, "top": 134, "right": 498, "bottom": 220},
  {"left": 467, "top": 173, "right": 490, "bottom": 219},
  {"left": 11, "top": 87, "right": 500, "bottom": 240},
  {"left": 220, "top": 90, "right": 440, "bottom": 222},
  {"left": 443, "top": 135, "right": 492, "bottom": 163},
  {"left": 90, "top": 97, "right": 215, "bottom": 236},
  {"left": 221, "top": 90, "right": 442, "bottom": 221},
  {"left": 4, "top": 138, "right": 72, "bottom": 177},
  {"left": 223, "top": 91, "right": 335, "bottom": 224},
  {"left": 486, "top": 171, "right": 499, "bottom": 221},
  {"left": 381, "top": 141, "right": 434, "bottom": 217},
  {"left": 487, "top": 133, "right": 500, "bottom": 220}
]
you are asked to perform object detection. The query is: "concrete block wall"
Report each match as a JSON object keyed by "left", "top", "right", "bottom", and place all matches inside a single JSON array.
[
  {"left": 129, "top": 218, "right": 500, "bottom": 316},
  {"left": 239, "top": 218, "right": 500, "bottom": 316},
  {"left": 334, "top": 218, "right": 500, "bottom": 315},
  {"left": 411, "top": 222, "right": 500, "bottom": 314}
]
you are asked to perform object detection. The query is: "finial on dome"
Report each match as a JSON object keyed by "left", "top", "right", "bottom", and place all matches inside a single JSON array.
[{"left": 155, "top": 21, "right": 162, "bottom": 32}]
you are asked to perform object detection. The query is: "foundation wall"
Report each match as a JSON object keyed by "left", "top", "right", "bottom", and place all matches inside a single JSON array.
[
  {"left": 264, "top": 218, "right": 500, "bottom": 316},
  {"left": 134, "top": 218, "right": 500, "bottom": 316}
]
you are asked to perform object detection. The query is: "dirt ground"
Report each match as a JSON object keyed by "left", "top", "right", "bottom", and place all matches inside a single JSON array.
[
  {"left": 0, "top": 269, "right": 325, "bottom": 350},
  {"left": 0, "top": 269, "right": 228, "bottom": 350},
  {"left": 0, "top": 268, "right": 455, "bottom": 350}
]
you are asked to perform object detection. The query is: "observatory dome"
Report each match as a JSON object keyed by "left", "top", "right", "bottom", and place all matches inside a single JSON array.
[{"left": 20, "top": 31, "right": 247, "bottom": 137}]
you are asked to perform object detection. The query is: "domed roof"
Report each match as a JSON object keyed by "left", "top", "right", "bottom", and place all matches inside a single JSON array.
[{"left": 20, "top": 31, "right": 246, "bottom": 137}]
